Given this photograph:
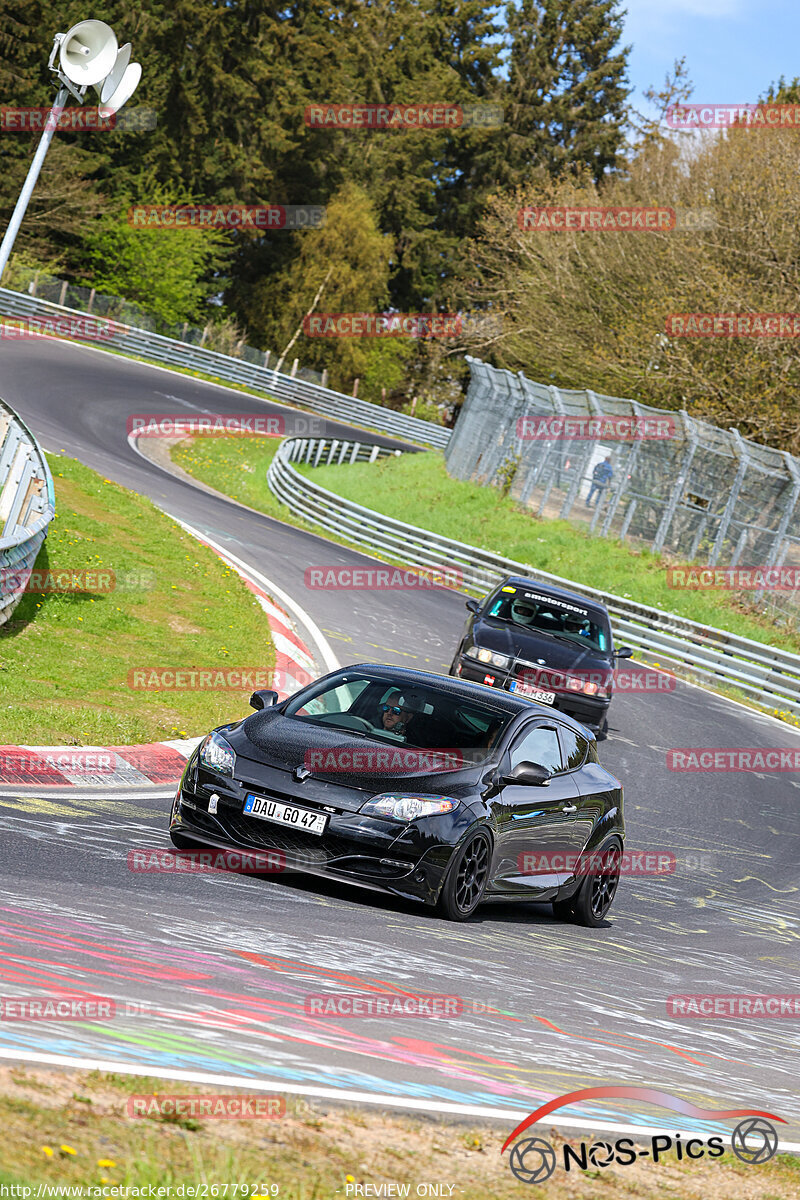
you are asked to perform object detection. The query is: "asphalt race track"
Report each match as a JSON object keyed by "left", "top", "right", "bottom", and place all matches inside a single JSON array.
[{"left": 1, "top": 336, "right": 799, "bottom": 1144}]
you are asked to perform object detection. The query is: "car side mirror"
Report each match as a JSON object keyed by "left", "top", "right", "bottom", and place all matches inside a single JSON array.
[
  {"left": 465, "top": 598, "right": 480, "bottom": 614},
  {"left": 250, "top": 689, "right": 279, "bottom": 711},
  {"left": 614, "top": 647, "right": 634, "bottom": 659},
  {"left": 501, "top": 760, "right": 551, "bottom": 787}
]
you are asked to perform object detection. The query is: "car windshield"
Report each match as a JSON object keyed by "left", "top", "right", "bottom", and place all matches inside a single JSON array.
[
  {"left": 283, "top": 672, "right": 513, "bottom": 756},
  {"left": 485, "top": 587, "right": 610, "bottom": 652}
]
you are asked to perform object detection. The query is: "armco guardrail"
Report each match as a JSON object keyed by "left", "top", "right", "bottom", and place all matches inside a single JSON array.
[
  {"left": 0, "top": 399, "right": 56, "bottom": 627},
  {"left": 268, "top": 437, "right": 800, "bottom": 718},
  {"left": 0, "top": 287, "right": 450, "bottom": 450}
]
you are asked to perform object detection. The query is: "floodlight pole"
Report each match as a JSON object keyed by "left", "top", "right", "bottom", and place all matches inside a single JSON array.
[{"left": 0, "top": 85, "right": 71, "bottom": 284}]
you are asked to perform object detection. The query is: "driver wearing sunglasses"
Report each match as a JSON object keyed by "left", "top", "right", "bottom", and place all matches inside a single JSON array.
[{"left": 377, "top": 689, "right": 415, "bottom": 737}]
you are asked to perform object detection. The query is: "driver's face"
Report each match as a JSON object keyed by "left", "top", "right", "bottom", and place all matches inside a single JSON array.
[{"left": 381, "top": 694, "right": 409, "bottom": 730}]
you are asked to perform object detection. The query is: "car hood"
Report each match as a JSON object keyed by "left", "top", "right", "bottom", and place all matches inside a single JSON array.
[
  {"left": 221, "top": 710, "right": 485, "bottom": 811},
  {"left": 472, "top": 616, "right": 612, "bottom": 672}
]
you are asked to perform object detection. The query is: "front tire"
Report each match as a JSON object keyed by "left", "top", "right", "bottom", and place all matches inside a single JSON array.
[
  {"left": 437, "top": 830, "right": 491, "bottom": 921},
  {"left": 571, "top": 843, "right": 621, "bottom": 927},
  {"left": 169, "top": 829, "right": 198, "bottom": 850}
]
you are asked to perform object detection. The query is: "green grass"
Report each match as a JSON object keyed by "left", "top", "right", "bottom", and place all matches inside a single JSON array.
[
  {"left": 0, "top": 453, "right": 274, "bottom": 744},
  {"left": 171, "top": 436, "right": 800, "bottom": 656},
  {"left": 172, "top": 434, "right": 293, "bottom": 522},
  {"left": 1, "top": 1065, "right": 798, "bottom": 1199}
]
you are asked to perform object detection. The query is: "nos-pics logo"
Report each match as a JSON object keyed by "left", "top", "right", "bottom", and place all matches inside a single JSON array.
[{"left": 502, "top": 1087, "right": 784, "bottom": 1184}]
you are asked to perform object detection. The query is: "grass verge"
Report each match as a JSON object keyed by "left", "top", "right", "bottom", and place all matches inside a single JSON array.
[
  {"left": 0, "top": 452, "right": 273, "bottom": 744},
  {"left": 0, "top": 1065, "right": 798, "bottom": 1199}
]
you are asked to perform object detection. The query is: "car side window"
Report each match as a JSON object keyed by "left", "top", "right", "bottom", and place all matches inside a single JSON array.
[
  {"left": 560, "top": 728, "right": 588, "bottom": 770},
  {"left": 508, "top": 725, "right": 563, "bottom": 774}
]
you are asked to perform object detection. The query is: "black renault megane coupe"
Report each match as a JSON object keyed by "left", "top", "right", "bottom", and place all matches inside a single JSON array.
[{"left": 169, "top": 664, "right": 624, "bottom": 924}]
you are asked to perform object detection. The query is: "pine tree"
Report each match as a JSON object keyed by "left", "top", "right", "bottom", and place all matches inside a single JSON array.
[{"left": 498, "top": 0, "right": 631, "bottom": 187}]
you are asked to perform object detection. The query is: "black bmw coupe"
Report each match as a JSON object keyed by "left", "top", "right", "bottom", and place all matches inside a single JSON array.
[
  {"left": 450, "top": 576, "right": 634, "bottom": 735},
  {"left": 170, "top": 664, "right": 624, "bottom": 924}
]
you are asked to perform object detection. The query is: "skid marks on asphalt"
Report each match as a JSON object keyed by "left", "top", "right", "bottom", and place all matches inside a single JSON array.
[{"left": 0, "top": 793, "right": 158, "bottom": 820}]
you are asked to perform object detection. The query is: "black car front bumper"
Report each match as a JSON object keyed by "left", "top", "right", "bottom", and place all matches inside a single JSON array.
[
  {"left": 452, "top": 657, "right": 610, "bottom": 731},
  {"left": 170, "top": 767, "right": 474, "bottom": 907}
]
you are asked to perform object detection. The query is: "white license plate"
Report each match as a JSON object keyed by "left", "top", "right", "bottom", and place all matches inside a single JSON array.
[
  {"left": 510, "top": 681, "right": 556, "bottom": 704},
  {"left": 244, "top": 793, "right": 329, "bottom": 836}
]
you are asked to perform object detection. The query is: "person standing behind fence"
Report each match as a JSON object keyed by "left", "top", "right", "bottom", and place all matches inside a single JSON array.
[{"left": 586, "top": 456, "right": 613, "bottom": 508}]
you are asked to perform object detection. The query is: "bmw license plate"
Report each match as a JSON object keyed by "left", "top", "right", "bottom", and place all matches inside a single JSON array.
[
  {"left": 244, "top": 793, "right": 329, "bottom": 836},
  {"left": 510, "top": 680, "right": 556, "bottom": 704}
]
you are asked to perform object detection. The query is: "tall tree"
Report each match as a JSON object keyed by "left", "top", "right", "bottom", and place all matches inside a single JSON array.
[{"left": 497, "top": 0, "right": 631, "bottom": 187}]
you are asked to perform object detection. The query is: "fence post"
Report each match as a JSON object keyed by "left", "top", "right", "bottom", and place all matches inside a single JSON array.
[
  {"left": 535, "top": 385, "right": 567, "bottom": 517},
  {"left": 291, "top": 359, "right": 298, "bottom": 377},
  {"left": 321, "top": 369, "right": 328, "bottom": 389},
  {"left": 708, "top": 429, "right": 750, "bottom": 566},
  {"left": 653, "top": 412, "right": 698, "bottom": 553},
  {"left": 755, "top": 454, "right": 800, "bottom": 601},
  {"left": 87, "top": 288, "right": 95, "bottom": 314},
  {"left": 58, "top": 280, "right": 67, "bottom": 307},
  {"left": 560, "top": 389, "right": 603, "bottom": 519}
]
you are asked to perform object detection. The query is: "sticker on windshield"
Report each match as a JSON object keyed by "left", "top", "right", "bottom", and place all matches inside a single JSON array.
[
  {"left": 522, "top": 591, "right": 588, "bottom": 616},
  {"left": 501, "top": 586, "right": 516, "bottom": 593}
]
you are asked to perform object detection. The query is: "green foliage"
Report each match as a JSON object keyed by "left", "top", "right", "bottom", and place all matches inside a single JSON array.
[{"left": 76, "top": 182, "right": 232, "bottom": 324}]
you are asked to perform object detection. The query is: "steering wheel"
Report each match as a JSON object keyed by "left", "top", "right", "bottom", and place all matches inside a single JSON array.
[{"left": 313, "top": 713, "right": 373, "bottom": 732}]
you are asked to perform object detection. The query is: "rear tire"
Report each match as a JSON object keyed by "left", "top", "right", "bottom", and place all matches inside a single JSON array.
[
  {"left": 437, "top": 830, "right": 491, "bottom": 921},
  {"left": 571, "top": 843, "right": 621, "bottom": 927}
]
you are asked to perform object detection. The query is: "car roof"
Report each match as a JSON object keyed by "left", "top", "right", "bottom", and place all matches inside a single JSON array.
[
  {"left": 493, "top": 575, "right": 610, "bottom": 619},
  {"left": 328, "top": 662, "right": 595, "bottom": 738}
]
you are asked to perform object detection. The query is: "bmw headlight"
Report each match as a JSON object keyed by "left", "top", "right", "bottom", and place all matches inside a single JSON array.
[
  {"left": 468, "top": 646, "right": 511, "bottom": 668},
  {"left": 198, "top": 731, "right": 236, "bottom": 777},
  {"left": 361, "top": 793, "right": 460, "bottom": 821}
]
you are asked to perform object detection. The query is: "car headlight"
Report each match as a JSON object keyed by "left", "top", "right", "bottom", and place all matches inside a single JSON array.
[
  {"left": 360, "top": 793, "right": 460, "bottom": 821},
  {"left": 198, "top": 731, "right": 236, "bottom": 777},
  {"left": 464, "top": 644, "right": 480, "bottom": 659},
  {"left": 475, "top": 647, "right": 511, "bottom": 668}
]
